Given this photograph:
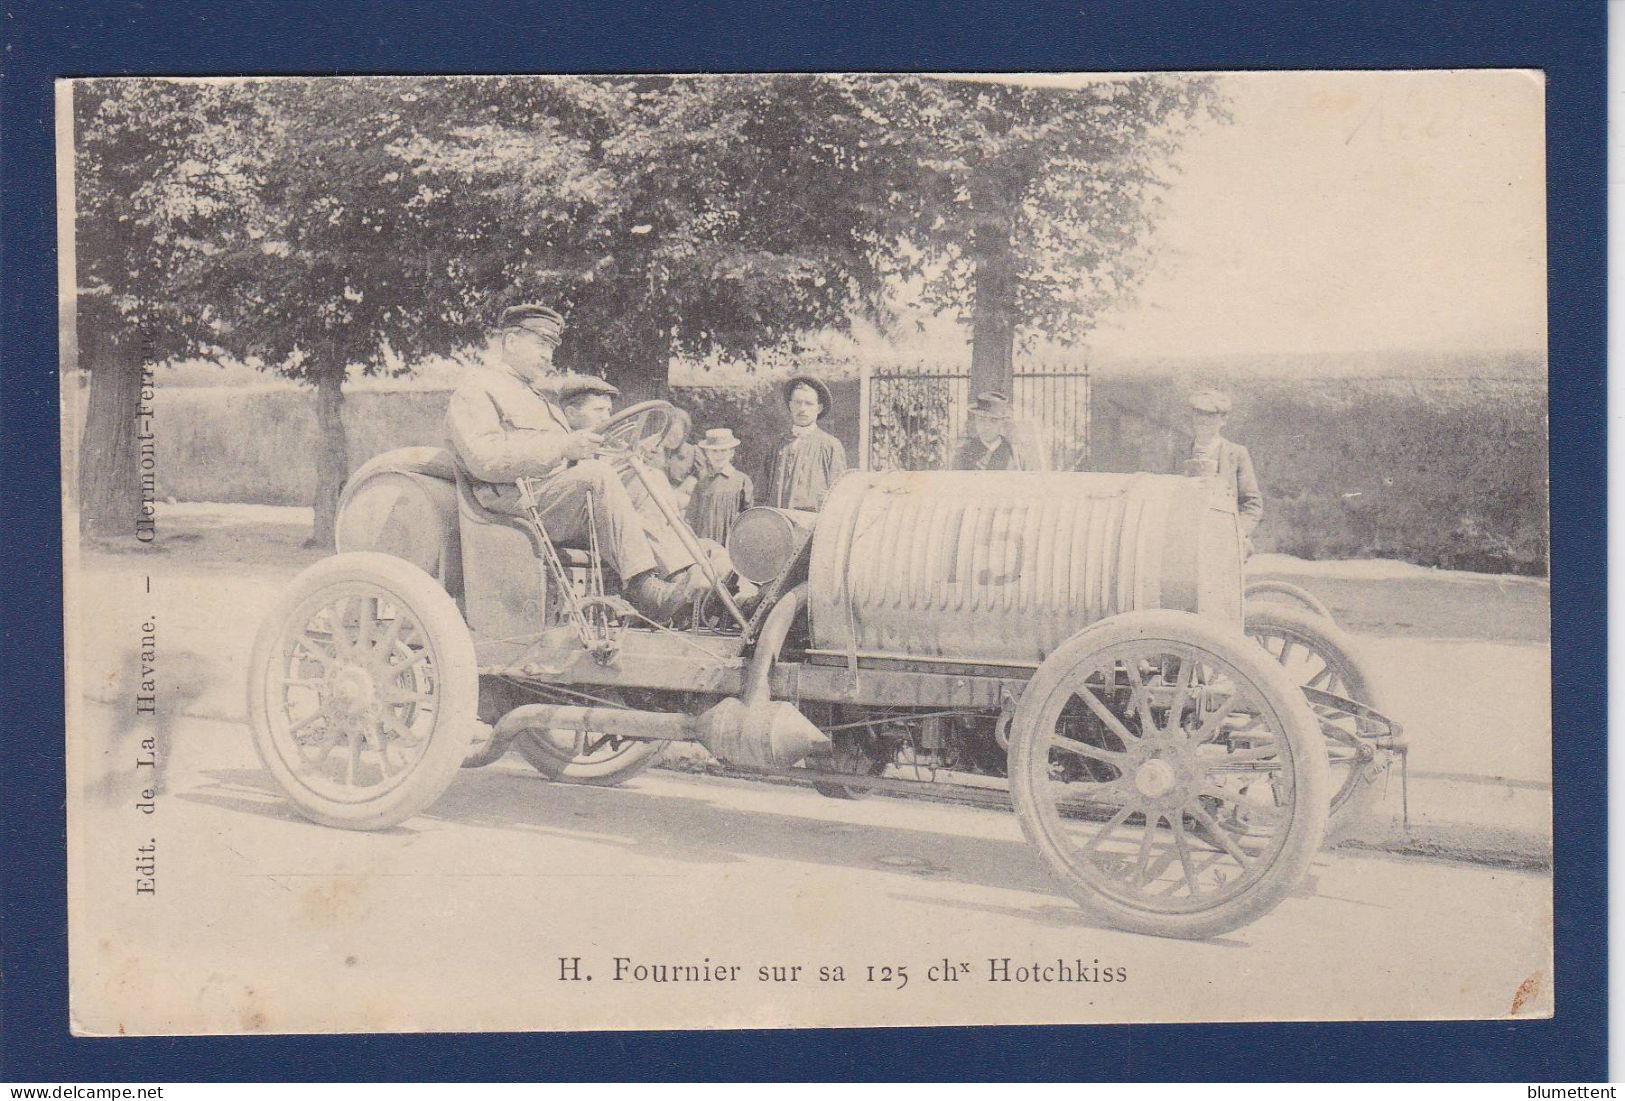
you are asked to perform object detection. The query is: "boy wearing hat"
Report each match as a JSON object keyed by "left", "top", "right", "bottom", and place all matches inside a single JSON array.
[
  {"left": 555, "top": 373, "right": 618, "bottom": 433},
  {"left": 1185, "top": 388, "right": 1264, "bottom": 546},
  {"left": 950, "top": 391, "right": 1023, "bottom": 471},
  {"left": 445, "top": 305, "right": 714, "bottom": 621},
  {"left": 686, "top": 429, "right": 755, "bottom": 544},
  {"left": 768, "top": 375, "right": 847, "bottom": 511}
]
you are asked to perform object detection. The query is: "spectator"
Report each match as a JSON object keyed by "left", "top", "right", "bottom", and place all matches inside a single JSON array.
[
  {"left": 686, "top": 428, "right": 755, "bottom": 543},
  {"left": 1184, "top": 388, "right": 1263, "bottom": 550},
  {"left": 768, "top": 375, "right": 846, "bottom": 510},
  {"left": 949, "top": 391, "right": 1025, "bottom": 471}
]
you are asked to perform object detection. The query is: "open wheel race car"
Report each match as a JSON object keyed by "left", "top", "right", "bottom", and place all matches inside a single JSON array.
[{"left": 247, "top": 399, "right": 1404, "bottom": 939}]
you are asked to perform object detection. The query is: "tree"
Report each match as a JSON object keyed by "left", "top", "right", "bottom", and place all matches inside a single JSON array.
[
  {"left": 545, "top": 75, "right": 923, "bottom": 389},
  {"left": 194, "top": 76, "right": 628, "bottom": 545},
  {"left": 72, "top": 79, "right": 267, "bottom": 538},
  {"left": 73, "top": 74, "right": 1220, "bottom": 536},
  {"left": 70, "top": 75, "right": 989, "bottom": 541},
  {"left": 864, "top": 76, "right": 1226, "bottom": 395}
]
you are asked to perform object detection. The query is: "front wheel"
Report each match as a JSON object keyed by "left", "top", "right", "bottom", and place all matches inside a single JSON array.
[
  {"left": 247, "top": 552, "right": 478, "bottom": 829},
  {"left": 1008, "top": 610, "right": 1328, "bottom": 940}
]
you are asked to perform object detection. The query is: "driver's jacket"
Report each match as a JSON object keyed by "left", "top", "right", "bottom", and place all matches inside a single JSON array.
[{"left": 444, "top": 366, "right": 576, "bottom": 513}]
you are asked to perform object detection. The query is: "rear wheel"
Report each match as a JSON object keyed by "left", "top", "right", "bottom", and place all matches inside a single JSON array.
[
  {"left": 247, "top": 552, "right": 477, "bottom": 829},
  {"left": 1245, "top": 604, "right": 1394, "bottom": 840},
  {"left": 1008, "top": 610, "right": 1328, "bottom": 939},
  {"left": 1244, "top": 579, "right": 1333, "bottom": 621},
  {"left": 512, "top": 690, "right": 668, "bottom": 786},
  {"left": 810, "top": 731, "right": 889, "bottom": 800}
]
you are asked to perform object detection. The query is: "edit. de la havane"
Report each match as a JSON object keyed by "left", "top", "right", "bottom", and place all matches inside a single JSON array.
[{"left": 134, "top": 616, "right": 158, "bottom": 816}]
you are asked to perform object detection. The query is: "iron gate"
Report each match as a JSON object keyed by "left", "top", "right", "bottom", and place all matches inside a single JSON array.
[{"left": 863, "top": 360, "right": 1091, "bottom": 472}]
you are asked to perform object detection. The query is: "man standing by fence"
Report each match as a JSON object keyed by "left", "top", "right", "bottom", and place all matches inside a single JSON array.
[
  {"left": 768, "top": 375, "right": 847, "bottom": 511},
  {"left": 949, "top": 391, "right": 1026, "bottom": 471}
]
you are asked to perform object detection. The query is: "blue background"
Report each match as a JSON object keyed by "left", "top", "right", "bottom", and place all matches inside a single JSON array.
[{"left": 1, "top": 0, "right": 1605, "bottom": 1081}]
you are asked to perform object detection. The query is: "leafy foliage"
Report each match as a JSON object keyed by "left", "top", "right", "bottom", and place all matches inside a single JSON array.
[
  {"left": 868, "top": 379, "right": 954, "bottom": 472},
  {"left": 849, "top": 76, "right": 1227, "bottom": 374},
  {"left": 74, "top": 79, "right": 270, "bottom": 365},
  {"left": 71, "top": 74, "right": 1225, "bottom": 538},
  {"left": 1090, "top": 374, "right": 1549, "bottom": 575}
]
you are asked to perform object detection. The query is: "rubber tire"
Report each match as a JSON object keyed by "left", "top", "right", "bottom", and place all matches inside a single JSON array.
[
  {"left": 514, "top": 729, "right": 668, "bottom": 786},
  {"left": 1008, "top": 609, "right": 1329, "bottom": 940},
  {"left": 1245, "top": 604, "right": 1395, "bottom": 842},
  {"left": 812, "top": 768, "right": 885, "bottom": 800},
  {"left": 1244, "top": 579, "right": 1333, "bottom": 621},
  {"left": 247, "top": 552, "right": 478, "bottom": 830}
]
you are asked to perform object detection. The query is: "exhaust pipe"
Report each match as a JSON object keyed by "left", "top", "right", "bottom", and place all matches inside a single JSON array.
[
  {"left": 492, "top": 586, "right": 826, "bottom": 769},
  {"left": 492, "top": 697, "right": 826, "bottom": 770}
]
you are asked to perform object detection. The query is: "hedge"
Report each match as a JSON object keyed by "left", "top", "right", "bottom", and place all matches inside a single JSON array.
[{"left": 123, "top": 369, "right": 1547, "bottom": 574}]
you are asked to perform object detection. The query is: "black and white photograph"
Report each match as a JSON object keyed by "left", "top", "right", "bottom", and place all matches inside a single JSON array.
[{"left": 58, "top": 70, "right": 1551, "bottom": 1033}]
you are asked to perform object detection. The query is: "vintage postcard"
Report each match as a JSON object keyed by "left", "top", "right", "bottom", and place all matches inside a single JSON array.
[{"left": 60, "top": 69, "right": 1552, "bottom": 1034}]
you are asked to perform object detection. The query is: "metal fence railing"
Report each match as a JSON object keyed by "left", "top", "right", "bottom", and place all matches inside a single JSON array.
[{"left": 863, "top": 360, "right": 1091, "bottom": 473}]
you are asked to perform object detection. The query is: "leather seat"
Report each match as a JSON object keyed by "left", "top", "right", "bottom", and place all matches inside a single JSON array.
[{"left": 449, "top": 461, "right": 598, "bottom": 571}]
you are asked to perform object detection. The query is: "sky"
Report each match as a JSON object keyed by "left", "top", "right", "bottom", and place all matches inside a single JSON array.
[
  {"left": 130, "top": 70, "right": 1548, "bottom": 386},
  {"left": 1068, "top": 70, "right": 1547, "bottom": 360}
]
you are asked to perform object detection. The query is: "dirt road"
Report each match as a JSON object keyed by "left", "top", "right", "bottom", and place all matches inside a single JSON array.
[
  {"left": 62, "top": 505, "right": 1554, "bottom": 1032},
  {"left": 69, "top": 705, "right": 1552, "bottom": 1034}
]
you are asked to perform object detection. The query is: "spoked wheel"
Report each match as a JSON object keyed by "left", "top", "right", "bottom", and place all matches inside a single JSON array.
[
  {"left": 810, "top": 731, "right": 890, "bottom": 800},
  {"left": 1243, "top": 579, "right": 1333, "bottom": 621},
  {"left": 513, "top": 690, "right": 668, "bottom": 786},
  {"left": 1245, "top": 604, "right": 1395, "bottom": 841},
  {"left": 1008, "top": 610, "right": 1328, "bottom": 940},
  {"left": 247, "top": 552, "right": 478, "bottom": 830}
]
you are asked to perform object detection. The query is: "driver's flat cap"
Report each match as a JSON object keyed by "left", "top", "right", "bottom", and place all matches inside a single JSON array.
[
  {"left": 1188, "top": 388, "right": 1232, "bottom": 414},
  {"left": 498, "top": 303, "right": 566, "bottom": 345}
]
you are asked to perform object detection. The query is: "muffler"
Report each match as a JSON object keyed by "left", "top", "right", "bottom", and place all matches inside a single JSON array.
[
  {"left": 490, "top": 585, "right": 825, "bottom": 771},
  {"left": 491, "top": 697, "right": 827, "bottom": 770}
]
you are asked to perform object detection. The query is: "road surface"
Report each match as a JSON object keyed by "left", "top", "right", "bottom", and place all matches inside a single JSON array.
[
  {"left": 63, "top": 508, "right": 1554, "bottom": 1033},
  {"left": 69, "top": 700, "right": 1551, "bottom": 1034}
]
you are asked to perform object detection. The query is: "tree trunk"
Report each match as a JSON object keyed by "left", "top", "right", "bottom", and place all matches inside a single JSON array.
[
  {"left": 309, "top": 369, "right": 348, "bottom": 550},
  {"left": 968, "top": 205, "right": 1017, "bottom": 399},
  {"left": 77, "top": 331, "right": 148, "bottom": 540}
]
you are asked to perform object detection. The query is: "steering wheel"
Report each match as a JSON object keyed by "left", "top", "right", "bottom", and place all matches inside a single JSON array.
[{"left": 598, "top": 399, "right": 679, "bottom": 457}]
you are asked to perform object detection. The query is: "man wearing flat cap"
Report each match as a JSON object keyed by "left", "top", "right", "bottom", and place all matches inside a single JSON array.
[
  {"left": 768, "top": 375, "right": 847, "bottom": 511},
  {"left": 950, "top": 391, "right": 1025, "bottom": 471},
  {"left": 445, "top": 305, "right": 712, "bottom": 621},
  {"left": 1184, "top": 388, "right": 1264, "bottom": 550}
]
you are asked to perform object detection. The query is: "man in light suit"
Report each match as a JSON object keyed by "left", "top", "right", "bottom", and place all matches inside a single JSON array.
[
  {"left": 1184, "top": 388, "right": 1264, "bottom": 553},
  {"left": 444, "top": 304, "right": 712, "bottom": 621}
]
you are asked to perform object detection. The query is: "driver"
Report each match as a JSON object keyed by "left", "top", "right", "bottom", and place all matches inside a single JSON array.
[{"left": 444, "top": 304, "right": 717, "bottom": 621}]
